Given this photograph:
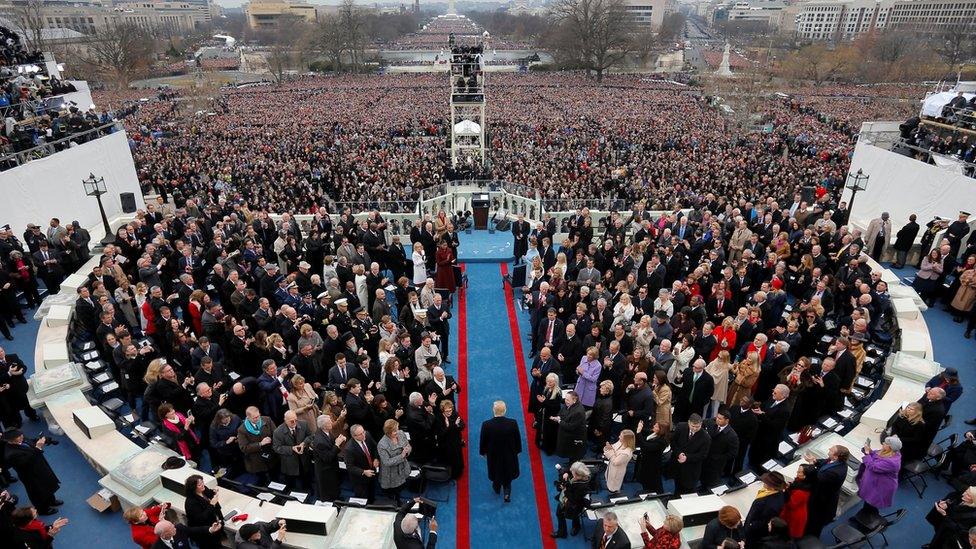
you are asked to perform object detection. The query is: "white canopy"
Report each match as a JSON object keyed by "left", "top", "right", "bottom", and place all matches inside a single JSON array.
[
  {"left": 921, "top": 91, "right": 973, "bottom": 118},
  {"left": 453, "top": 120, "right": 481, "bottom": 136}
]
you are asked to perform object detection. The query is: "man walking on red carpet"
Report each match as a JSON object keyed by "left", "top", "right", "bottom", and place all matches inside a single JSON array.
[{"left": 479, "top": 400, "right": 521, "bottom": 502}]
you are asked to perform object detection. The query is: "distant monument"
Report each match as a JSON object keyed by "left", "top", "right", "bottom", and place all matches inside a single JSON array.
[
  {"left": 447, "top": 0, "right": 456, "bottom": 15},
  {"left": 716, "top": 42, "right": 733, "bottom": 77}
]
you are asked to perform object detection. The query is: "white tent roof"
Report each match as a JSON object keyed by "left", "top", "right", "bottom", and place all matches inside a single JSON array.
[{"left": 453, "top": 120, "right": 481, "bottom": 136}]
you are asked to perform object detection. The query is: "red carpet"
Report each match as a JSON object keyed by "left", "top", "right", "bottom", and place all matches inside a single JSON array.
[
  {"left": 456, "top": 264, "right": 470, "bottom": 549},
  {"left": 500, "top": 263, "right": 557, "bottom": 549}
]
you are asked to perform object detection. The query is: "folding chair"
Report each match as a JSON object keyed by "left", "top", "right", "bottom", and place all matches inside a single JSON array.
[
  {"left": 903, "top": 433, "right": 956, "bottom": 498},
  {"left": 420, "top": 464, "right": 453, "bottom": 502}
]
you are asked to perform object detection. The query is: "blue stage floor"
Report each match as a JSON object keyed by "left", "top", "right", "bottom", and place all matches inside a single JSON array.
[{"left": 457, "top": 229, "right": 514, "bottom": 263}]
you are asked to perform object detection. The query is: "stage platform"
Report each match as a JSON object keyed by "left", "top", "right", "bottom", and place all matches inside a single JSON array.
[{"left": 458, "top": 229, "right": 514, "bottom": 263}]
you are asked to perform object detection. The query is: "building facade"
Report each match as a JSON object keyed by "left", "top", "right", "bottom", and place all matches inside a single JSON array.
[
  {"left": 794, "top": 0, "right": 975, "bottom": 40},
  {"left": 621, "top": 0, "right": 677, "bottom": 31},
  {"left": 244, "top": 0, "right": 317, "bottom": 31},
  {"left": 887, "top": 0, "right": 976, "bottom": 31},
  {"left": 0, "top": 0, "right": 210, "bottom": 37},
  {"left": 725, "top": 0, "right": 789, "bottom": 28}
]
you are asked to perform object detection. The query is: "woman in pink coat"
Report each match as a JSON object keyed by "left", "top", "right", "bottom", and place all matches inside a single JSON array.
[{"left": 855, "top": 435, "right": 902, "bottom": 525}]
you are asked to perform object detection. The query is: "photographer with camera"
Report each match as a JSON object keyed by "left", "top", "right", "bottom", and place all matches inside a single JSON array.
[
  {"left": 393, "top": 497, "right": 437, "bottom": 549},
  {"left": 550, "top": 461, "right": 591, "bottom": 539},
  {"left": 3, "top": 430, "right": 61, "bottom": 516}
]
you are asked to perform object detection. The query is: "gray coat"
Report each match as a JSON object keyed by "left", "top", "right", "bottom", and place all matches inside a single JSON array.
[
  {"left": 377, "top": 430, "right": 412, "bottom": 489},
  {"left": 272, "top": 420, "right": 312, "bottom": 476}
]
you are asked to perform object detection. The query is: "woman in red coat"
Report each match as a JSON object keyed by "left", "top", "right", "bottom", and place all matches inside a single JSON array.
[
  {"left": 639, "top": 514, "right": 683, "bottom": 549},
  {"left": 711, "top": 317, "right": 737, "bottom": 361},
  {"left": 124, "top": 503, "right": 169, "bottom": 549},
  {"left": 434, "top": 240, "right": 457, "bottom": 295},
  {"left": 11, "top": 506, "right": 69, "bottom": 549},
  {"left": 187, "top": 290, "right": 206, "bottom": 336},
  {"left": 780, "top": 463, "right": 814, "bottom": 539}
]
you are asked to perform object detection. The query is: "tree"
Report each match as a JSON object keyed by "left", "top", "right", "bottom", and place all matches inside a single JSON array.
[
  {"left": 316, "top": 0, "right": 373, "bottom": 74},
  {"left": 778, "top": 43, "right": 854, "bottom": 85},
  {"left": 549, "top": 0, "right": 633, "bottom": 82},
  {"left": 338, "top": 0, "right": 369, "bottom": 73},
  {"left": 932, "top": 23, "right": 976, "bottom": 71},
  {"left": 13, "top": 0, "right": 45, "bottom": 54},
  {"left": 658, "top": 12, "right": 686, "bottom": 43},
  {"left": 318, "top": 13, "right": 347, "bottom": 72},
  {"left": 466, "top": 10, "right": 548, "bottom": 45},
  {"left": 78, "top": 22, "right": 154, "bottom": 88}
]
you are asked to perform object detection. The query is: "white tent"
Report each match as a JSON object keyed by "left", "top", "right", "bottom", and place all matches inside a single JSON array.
[
  {"left": 453, "top": 120, "right": 481, "bottom": 136},
  {"left": 921, "top": 91, "right": 974, "bottom": 118}
]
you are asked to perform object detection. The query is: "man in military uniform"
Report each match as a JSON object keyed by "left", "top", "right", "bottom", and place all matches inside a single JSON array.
[{"left": 351, "top": 307, "right": 379, "bottom": 359}]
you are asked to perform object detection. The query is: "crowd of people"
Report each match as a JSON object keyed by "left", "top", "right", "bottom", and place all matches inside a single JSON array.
[
  {"left": 504, "top": 183, "right": 973, "bottom": 547},
  {"left": 99, "top": 73, "right": 907, "bottom": 215},
  {"left": 897, "top": 117, "right": 976, "bottom": 178},
  {"left": 0, "top": 27, "right": 41, "bottom": 68},
  {"left": 0, "top": 194, "right": 472, "bottom": 547},
  {"left": 0, "top": 26, "right": 125, "bottom": 166},
  {"left": 0, "top": 66, "right": 969, "bottom": 547}
]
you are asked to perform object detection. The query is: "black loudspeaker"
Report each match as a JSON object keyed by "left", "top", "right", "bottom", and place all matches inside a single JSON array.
[{"left": 120, "top": 192, "right": 136, "bottom": 213}]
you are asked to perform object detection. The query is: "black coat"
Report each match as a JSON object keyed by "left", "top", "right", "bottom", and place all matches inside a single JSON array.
[
  {"left": 702, "top": 422, "right": 739, "bottom": 488},
  {"left": 479, "top": 416, "right": 521, "bottom": 484},
  {"left": 310, "top": 431, "right": 342, "bottom": 501},
  {"left": 556, "top": 402, "right": 587, "bottom": 460},
  {"left": 4, "top": 441, "right": 60, "bottom": 507},
  {"left": 393, "top": 500, "right": 438, "bottom": 549},
  {"left": 432, "top": 412, "right": 465, "bottom": 479},
  {"left": 589, "top": 522, "right": 629, "bottom": 549},
  {"left": 342, "top": 434, "right": 378, "bottom": 498},
  {"left": 0, "top": 354, "right": 30, "bottom": 413},
  {"left": 834, "top": 350, "right": 857, "bottom": 392},
  {"left": 701, "top": 517, "right": 743, "bottom": 548},
  {"left": 919, "top": 397, "right": 948, "bottom": 447},
  {"left": 184, "top": 490, "right": 224, "bottom": 548},
  {"left": 927, "top": 493, "right": 976, "bottom": 549},
  {"left": 751, "top": 399, "right": 791, "bottom": 465},
  {"left": 668, "top": 422, "right": 711, "bottom": 494},
  {"left": 805, "top": 459, "right": 847, "bottom": 537},
  {"left": 730, "top": 406, "right": 759, "bottom": 446},
  {"left": 626, "top": 386, "right": 655, "bottom": 425},
  {"left": 893, "top": 221, "right": 920, "bottom": 252},
  {"left": 889, "top": 416, "right": 928, "bottom": 463},
  {"left": 637, "top": 433, "right": 668, "bottom": 494},
  {"left": 744, "top": 491, "right": 786, "bottom": 548},
  {"left": 675, "top": 369, "right": 714, "bottom": 422},
  {"left": 403, "top": 405, "right": 436, "bottom": 464},
  {"left": 559, "top": 478, "right": 591, "bottom": 516},
  {"left": 558, "top": 335, "right": 585, "bottom": 381}
]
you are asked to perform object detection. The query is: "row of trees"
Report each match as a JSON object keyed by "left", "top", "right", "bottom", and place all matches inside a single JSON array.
[
  {"left": 778, "top": 25, "right": 976, "bottom": 85},
  {"left": 256, "top": 0, "right": 422, "bottom": 79}
]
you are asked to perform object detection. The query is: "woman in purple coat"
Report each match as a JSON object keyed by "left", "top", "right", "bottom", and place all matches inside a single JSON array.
[
  {"left": 573, "top": 347, "right": 602, "bottom": 408},
  {"left": 855, "top": 435, "right": 903, "bottom": 526}
]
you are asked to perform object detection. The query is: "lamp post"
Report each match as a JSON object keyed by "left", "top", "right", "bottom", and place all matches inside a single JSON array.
[
  {"left": 845, "top": 168, "right": 869, "bottom": 222},
  {"left": 82, "top": 173, "right": 114, "bottom": 246}
]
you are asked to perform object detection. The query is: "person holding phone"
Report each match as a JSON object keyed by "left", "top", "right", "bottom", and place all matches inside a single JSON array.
[
  {"left": 855, "top": 435, "right": 902, "bottom": 527},
  {"left": 183, "top": 474, "right": 224, "bottom": 549},
  {"left": 638, "top": 513, "right": 683, "bottom": 549}
]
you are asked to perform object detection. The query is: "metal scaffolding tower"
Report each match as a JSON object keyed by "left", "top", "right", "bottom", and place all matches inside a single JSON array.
[{"left": 448, "top": 38, "right": 486, "bottom": 170}]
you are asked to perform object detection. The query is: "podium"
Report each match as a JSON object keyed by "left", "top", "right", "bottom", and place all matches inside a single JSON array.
[{"left": 471, "top": 192, "right": 489, "bottom": 229}]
